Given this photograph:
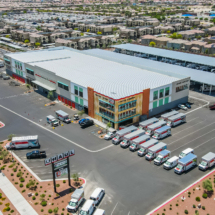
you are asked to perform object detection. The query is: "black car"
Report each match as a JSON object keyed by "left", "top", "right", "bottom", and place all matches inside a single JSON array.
[
  {"left": 80, "top": 120, "right": 94, "bottom": 128},
  {"left": 26, "top": 150, "right": 46, "bottom": 159}
]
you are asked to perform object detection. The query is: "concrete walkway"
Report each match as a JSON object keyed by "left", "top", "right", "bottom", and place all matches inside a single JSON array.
[{"left": 0, "top": 173, "right": 38, "bottom": 215}]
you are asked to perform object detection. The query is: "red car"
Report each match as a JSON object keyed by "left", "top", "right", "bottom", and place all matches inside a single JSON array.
[{"left": 209, "top": 104, "right": 215, "bottom": 110}]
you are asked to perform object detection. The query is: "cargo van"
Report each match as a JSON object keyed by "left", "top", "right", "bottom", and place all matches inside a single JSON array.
[
  {"left": 160, "top": 110, "right": 179, "bottom": 121},
  {"left": 166, "top": 113, "right": 186, "bottom": 127},
  {"left": 129, "top": 134, "right": 150, "bottom": 151},
  {"left": 47, "top": 115, "right": 59, "bottom": 126},
  {"left": 163, "top": 156, "right": 179, "bottom": 170},
  {"left": 198, "top": 152, "right": 215, "bottom": 171},
  {"left": 152, "top": 126, "right": 171, "bottom": 140},
  {"left": 112, "top": 126, "right": 137, "bottom": 145},
  {"left": 179, "top": 148, "right": 194, "bottom": 159},
  {"left": 154, "top": 150, "right": 171, "bottom": 165},
  {"left": 79, "top": 200, "right": 95, "bottom": 215},
  {"left": 145, "top": 142, "right": 167, "bottom": 160},
  {"left": 137, "top": 139, "right": 159, "bottom": 157},
  {"left": 174, "top": 154, "right": 197, "bottom": 174},
  {"left": 55, "top": 110, "right": 71, "bottom": 123},
  {"left": 67, "top": 189, "right": 84, "bottom": 213},
  {"left": 145, "top": 121, "right": 167, "bottom": 136},
  {"left": 90, "top": 188, "right": 105, "bottom": 206},
  {"left": 138, "top": 118, "right": 159, "bottom": 130},
  {"left": 120, "top": 130, "right": 145, "bottom": 148}
]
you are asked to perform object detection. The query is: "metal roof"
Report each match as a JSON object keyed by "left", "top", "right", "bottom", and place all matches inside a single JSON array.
[
  {"left": 32, "top": 80, "right": 56, "bottom": 91},
  {"left": 148, "top": 142, "right": 166, "bottom": 152},
  {"left": 179, "top": 153, "right": 197, "bottom": 165},
  {"left": 202, "top": 152, "right": 215, "bottom": 162},
  {"left": 155, "top": 126, "right": 171, "bottom": 133},
  {"left": 140, "top": 139, "right": 158, "bottom": 148},
  {"left": 84, "top": 49, "right": 215, "bottom": 86},
  {"left": 113, "top": 44, "right": 215, "bottom": 68}
]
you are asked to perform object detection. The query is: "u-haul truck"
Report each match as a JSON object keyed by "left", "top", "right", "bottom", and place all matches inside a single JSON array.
[
  {"left": 112, "top": 126, "right": 137, "bottom": 145},
  {"left": 174, "top": 154, "right": 197, "bottom": 174},
  {"left": 152, "top": 126, "right": 171, "bottom": 140},
  {"left": 6, "top": 136, "right": 40, "bottom": 150},
  {"left": 129, "top": 134, "right": 150, "bottom": 151},
  {"left": 160, "top": 110, "right": 179, "bottom": 121},
  {"left": 166, "top": 113, "right": 186, "bottom": 127},
  {"left": 145, "top": 121, "right": 167, "bottom": 136},
  {"left": 120, "top": 130, "right": 145, "bottom": 148},
  {"left": 145, "top": 142, "right": 167, "bottom": 160},
  {"left": 137, "top": 139, "right": 159, "bottom": 157},
  {"left": 198, "top": 152, "right": 215, "bottom": 171},
  {"left": 138, "top": 118, "right": 159, "bottom": 130},
  {"left": 154, "top": 150, "right": 171, "bottom": 165}
]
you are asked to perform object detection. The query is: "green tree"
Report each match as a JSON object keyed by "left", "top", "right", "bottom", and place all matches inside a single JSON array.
[
  {"left": 106, "top": 122, "right": 112, "bottom": 133},
  {"left": 5, "top": 35, "right": 10, "bottom": 38},
  {"left": 205, "top": 49, "right": 209, "bottom": 54},
  {"left": 166, "top": 30, "right": 171, "bottom": 34},
  {"left": 125, "top": 11, "right": 132, "bottom": 17},
  {"left": 53, "top": 207, "right": 59, "bottom": 214},
  {"left": 78, "top": 110, "right": 85, "bottom": 119},
  {"left": 35, "top": 42, "right": 40, "bottom": 47},
  {"left": 24, "top": 39, "right": 29, "bottom": 43},
  {"left": 86, "top": 29, "right": 90, "bottom": 32},
  {"left": 74, "top": 28, "right": 78, "bottom": 30},
  {"left": 39, "top": 193, "right": 46, "bottom": 202},
  {"left": 97, "top": 31, "right": 102, "bottom": 35},
  {"left": 149, "top": 41, "right": 156, "bottom": 47},
  {"left": 47, "top": 91, "right": 54, "bottom": 100},
  {"left": 72, "top": 173, "right": 79, "bottom": 181},
  {"left": 23, "top": 10, "right": 27, "bottom": 13},
  {"left": 80, "top": 33, "right": 84, "bottom": 36},
  {"left": 8, "top": 134, "right": 15, "bottom": 141},
  {"left": 26, "top": 84, "right": 30, "bottom": 90},
  {"left": 202, "top": 179, "right": 213, "bottom": 192}
]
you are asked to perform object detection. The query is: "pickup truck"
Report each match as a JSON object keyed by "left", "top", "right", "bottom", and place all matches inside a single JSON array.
[{"left": 26, "top": 150, "right": 46, "bottom": 159}]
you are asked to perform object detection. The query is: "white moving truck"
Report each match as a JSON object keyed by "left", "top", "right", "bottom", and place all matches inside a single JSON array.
[
  {"left": 198, "top": 152, "right": 215, "bottom": 171},
  {"left": 145, "top": 142, "right": 167, "bottom": 160},
  {"left": 166, "top": 113, "right": 186, "bottom": 127},
  {"left": 163, "top": 156, "right": 179, "bottom": 170},
  {"left": 120, "top": 130, "right": 145, "bottom": 148},
  {"left": 94, "top": 209, "right": 105, "bottom": 215},
  {"left": 160, "top": 110, "right": 179, "bottom": 121},
  {"left": 67, "top": 189, "right": 84, "bottom": 213},
  {"left": 145, "top": 121, "right": 167, "bottom": 136},
  {"left": 152, "top": 126, "right": 171, "bottom": 140},
  {"left": 47, "top": 115, "right": 59, "bottom": 126},
  {"left": 129, "top": 135, "right": 150, "bottom": 151},
  {"left": 138, "top": 118, "right": 159, "bottom": 130},
  {"left": 154, "top": 149, "right": 171, "bottom": 165},
  {"left": 112, "top": 125, "right": 137, "bottom": 145},
  {"left": 79, "top": 200, "right": 95, "bottom": 215},
  {"left": 179, "top": 148, "right": 194, "bottom": 159},
  {"left": 174, "top": 154, "right": 197, "bottom": 174},
  {"left": 6, "top": 136, "right": 39, "bottom": 150},
  {"left": 55, "top": 110, "right": 71, "bottom": 123},
  {"left": 137, "top": 139, "right": 159, "bottom": 157}
]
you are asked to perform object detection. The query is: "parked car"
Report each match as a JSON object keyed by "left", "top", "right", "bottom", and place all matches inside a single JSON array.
[
  {"left": 79, "top": 118, "right": 89, "bottom": 124},
  {"left": 3, "top": 75, "right": 10, "bottom": 80},
  {"left": 178, "top": 104, "right": 188, "bottom": 111},
  {"left": 185, "top": 103, "right": 191, "bottom": 109},
  {"left": 104, "top": 131, "right": 117, "bottom": 140},
  {"left": 209, "top": 104, "right": 215, "bottom": 110},
  {"left": 26, "top": 150, "right": 46, "bottom": 159},
  {"left": 80, "top": 119, "right": 94, "bottom": 128}
]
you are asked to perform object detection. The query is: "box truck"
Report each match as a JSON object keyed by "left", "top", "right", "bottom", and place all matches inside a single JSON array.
[
  {"left": 112, "top": 125, "right": 137, "bottom": 145},
  {"left": 174, "top": 154, "right": 197, "bottom": 174},
  {"left": 152, "top": 126, "right": 171, "bottom": 140},
  {"left": 163, "top": 156, "right": 179, "bottom": 170},
  {"left": 47, "top": 115, "right": 59, "bottom": 126},
  {"left": 137, "top": 139, "right": 159, "bottom": 157},
  {"left": 145, "top": 142, "right": 167, "bottom": 160},
  {"left": 154, "top": 150, "right": 171, "bottom": 165},
  {"left": 67, "top": 189, "right": 84, "bottom": 213},
  {"left": 145, "top": 121, "right": 167, "bottom": 136},
  {"left": 179, "top": 148, "right": 194, "bottom": 159},
  {"left": 120, "top": 130, "right": 145, "bottom": 148},
  {"left": 166, "top": 113, "right": 186, "bottom": 127},
  {"left": 138, "top": 117, "right": 159, "bottom": 130},
  {"left": 6, "top": 136, "right": 39, "bottom": 150},
  {"left": 55, "top": 110, "right": 71, "bottom": 123},
  {"left": 160, "top": 110, "right": 179, "bottom": 121},
  {"left": 129, "top": 134, "right": 150, "bottom": 151},
  {"left": 198, "top": 152, "right": 215, "bottom": 171}
]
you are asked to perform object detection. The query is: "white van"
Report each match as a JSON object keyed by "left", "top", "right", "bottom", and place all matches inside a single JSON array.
[
  {"left": 163, "top": 156, "right": 179, "bottom": 170},
  {"left": 79, "top": 200, "right": 95, "bottom": 215},
  {"left": 90, "top": 188, "right": 105, "bottom": 206},
  {"left": 94, "top": 209, "right": 105, "bottom": 215},
  {"left": 179, "top": 148, "right": 194, "bottom": 159}
]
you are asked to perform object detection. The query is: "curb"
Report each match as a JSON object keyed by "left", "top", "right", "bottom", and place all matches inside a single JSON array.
[{"left": 146, "top": 169, "right": 215, "bottom": 215}]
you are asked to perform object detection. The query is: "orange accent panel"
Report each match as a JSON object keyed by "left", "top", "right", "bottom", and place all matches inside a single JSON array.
[
  {"left": 142, "top": 88, "right": 150, "bottom": 117},
  {"left": 88, "top": 87, "right": 94, "bottom": 118}
]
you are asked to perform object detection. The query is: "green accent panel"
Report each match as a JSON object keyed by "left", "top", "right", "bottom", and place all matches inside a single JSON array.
[
  {"left": 159, "top": 99, "right": 163, "bottom": 106},
  {"left": 164, "top": 97, "right": 169, "bottom": 104},
  {"left": 153, "top": 101, "right": 157, "bottom": 108},
  {"left": 154, "top": 91, "right": 158, "bottom": 97},
  {"left": 165, "top": 87, "right": 169, "bottom": 92},
  {"left": 74, "top": 86, "right": 78, "bottom": 90},
  {"left": 80, "top": 99, "right": 83, "bottom": 106},
  {"left": 58, "top": 81, "right": 68, "bottom": 87},
  {"left": 26, "top": 68, "right": 34, "bottom": 72},
  {"left": 75, "top": 96, "right": 79, "bottom": 103},
  {"left": 159, "top": 89, "right": 164, "bottom": 93},
  {"left": 4, "top": 58, "right": 10, "bottom": 62},
  {"left": 79, "top": 87, "right": 83, "bottom": 92}
]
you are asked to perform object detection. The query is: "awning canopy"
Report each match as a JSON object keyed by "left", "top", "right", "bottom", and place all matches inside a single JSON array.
[{"left": 32, "top": 80, "right": 56, "bottom": 91}]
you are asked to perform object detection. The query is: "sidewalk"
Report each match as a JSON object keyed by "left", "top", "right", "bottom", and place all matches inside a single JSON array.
[{"left": 0, "top": 173, "right": 38, "bottom": 215}]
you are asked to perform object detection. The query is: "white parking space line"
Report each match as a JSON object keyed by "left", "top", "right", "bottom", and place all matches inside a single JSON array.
[
  {"left": 128, "top": 211, "right": 130, "bottom": 215},
  {"left": 193, "top": 136, "right": 215, "bottom": 149},
  {"left": 173, "top": 121, "right": 204, "bottom": 135},
  {"left": 186, "top": 117, "right": 198, "bottom": 122},
  {"left": 0, "top": 104, "right": 113, "bottom": 153},
  {"left": 171, "top": 129, "right": 215, "bottom": 153},
  {"left": 111, "top": 202, "right": 119, "bottom": 215},
  {"left": 168, "top": 121, "right": 215, "bottom": 145}
]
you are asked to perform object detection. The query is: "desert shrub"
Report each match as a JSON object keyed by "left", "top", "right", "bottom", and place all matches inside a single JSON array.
[
  {"left": 1, "top": 197, "right": 6, "bottom": 201},
  {"left": 202, "top": 193, "right": 207, "bottom": 198},
  {"left": 193, "top": 204, "right": 196, "bottom": 208},
  {"left": 41, "top": 201, "right": 47, "bottom": 206},
  {"left": 176, "top": 203, "right": 178, "bottom": 206},
  {"left": 41, "top": 209, "right": 44, "bottom": 212},
  {"left": 56, "top": 184, "right": 60, "bottom": 187},
  {"left": 184, "top": 209, "right": 188, "bottom": 214},
  {"left": 15, "top": 182, "right": 18, "bottom": 185},
  {"left": 26, "top": 184, "right": 29, "bottom": 188},
  {"left": 10, "top": 209, "right": 14, "bottom": 213},
  {"left": 20, "top": 178, "right": 25, "bottom": 182},
  {"left": 195, "top": 197, "right": 200, "bottom": 202},
  {"left": 35, "top": 192, "right": 38, "bottom": 196},
  {"left": 48, "top": 209, "right": 53, "bottom": 213},
  {"left": 22, "top": 189, "right": 26, "bottom": 193},
  {"left": 202, "top": 206, "right": 205, "bottom": 210},
  {"left": 188, "top": 192, "right": 191, "bottom": 195},
  {"left": 49, "top": 195, "right": 51, "bottom": 197},
  {"left": 0, "top": 193, "right": 2, "bottom": 198},
  {"left": 63, "top": 180, "right": 66, "bottom": 183},
  {"left": 5, "top": 203, "right": 10, "bottom": 207},
  {"left": 32, "top": 196, "right": 36, "bottom": 200},
  {"left": 34, "top": 202, "right": 38, "bottom": 205},
  {"left": 0, "top": 202, "right": 2, "bottom": 205},
  {"left": 11, "top": 173, "right": 13, "bottom": 176},
  {"left": 19, "top": 183, "right": 23, "bottom": 188}
]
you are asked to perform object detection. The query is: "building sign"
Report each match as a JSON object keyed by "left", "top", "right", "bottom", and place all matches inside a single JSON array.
[
  {"left": 109, "top": 98, "right": 115, "bottom": 105},
  {"left": 35, "top": 74, "right": 56, "bottom": 84},
  {"left": 55, "top": 167, "right": 68, "bottom": 178},
  {"left": 54, "top": 159, "right": 67, "bottom": 170},
  {"left": 95, "top": 93, "right": 115, "bottom": 104},
  {"left": 44, "top": 149, "right": 75, "bottom": 166},
  {"left": 119, "top": 96, "right": 136, "bottom": 104},
  {"left": 176, "top": 79, "right": 189, "bottom": 86}
]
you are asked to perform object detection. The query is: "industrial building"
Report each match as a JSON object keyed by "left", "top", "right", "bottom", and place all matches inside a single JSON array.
[{"left": 4, "top": 47, "right": 190, "bottom": 129}]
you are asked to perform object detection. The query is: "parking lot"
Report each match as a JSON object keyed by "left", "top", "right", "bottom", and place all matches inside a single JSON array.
[{"left": 1, "top": 77, "right": 215, "bottom": 215}]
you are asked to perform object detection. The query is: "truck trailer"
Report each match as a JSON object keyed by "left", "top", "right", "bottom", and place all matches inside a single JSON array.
[
  {"left": 152, "top": 126, "right": 171, "bottom": 140},
  {"left": 145, "top": 121, "right": 167, "bottom": 136},
  {"left": 166, "top": 113, "right": 186, "bottom": 127},
  {"left": 138, "top": 117, "right": 159, "bottom": 130},
  {"left": 129, "top": 134, "right": 150, "bottom": 151},
  {"left": 145, "top": 142, "right": 167, "bottom": 160},
  {"left": 67, "top": 189, "right": 84, "bottom": 213},
  {"left": 198, "top": 152, "right": 215, "bottom": 171},
  {"left": 154, "top": 150, "right": 171, "bottom": 165},
  {"left": 137, "top": 139, "right": 159, "bottom": 157}
]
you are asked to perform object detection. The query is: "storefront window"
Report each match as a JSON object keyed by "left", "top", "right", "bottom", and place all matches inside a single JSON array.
[
  {"left": 118, "top": 100, "right": 136, "bottom": 112},
  {"left": 118, "top": 109, "right": 136, "bottom": 120},
  {"left": 159, "top": 89, "right": 164, "bottom": 98},
  {"left": 153, "top": 91, "right": 158, "bottom": 100},
  {"left": 176, "top": 84, "right": 188, "bottom": 93},
  {"left": 99, "top": 100, "right": 114, "bottom": 112},
  {"left": 165, "top": 87, "right": 169, "bottom": 96},
  {"left": 99, "top": 107, "right": 115, "bottom": 119}
]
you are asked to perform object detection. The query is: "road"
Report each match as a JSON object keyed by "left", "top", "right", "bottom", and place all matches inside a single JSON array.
[{"left": 0, "top": 76, "right": 215, "bottom": 215}]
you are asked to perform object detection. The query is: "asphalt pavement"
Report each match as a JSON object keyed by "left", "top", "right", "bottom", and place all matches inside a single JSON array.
[{"left": 1, "top": 76, "right": 215, "bottom": 215}]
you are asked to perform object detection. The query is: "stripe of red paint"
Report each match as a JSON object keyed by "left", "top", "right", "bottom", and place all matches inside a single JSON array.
[
  {"left": 150, "top": 170, "right": 215, "bottom": 214},
  {"left": 14, "top": 142, "right": 28, "bottom": 145}
]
